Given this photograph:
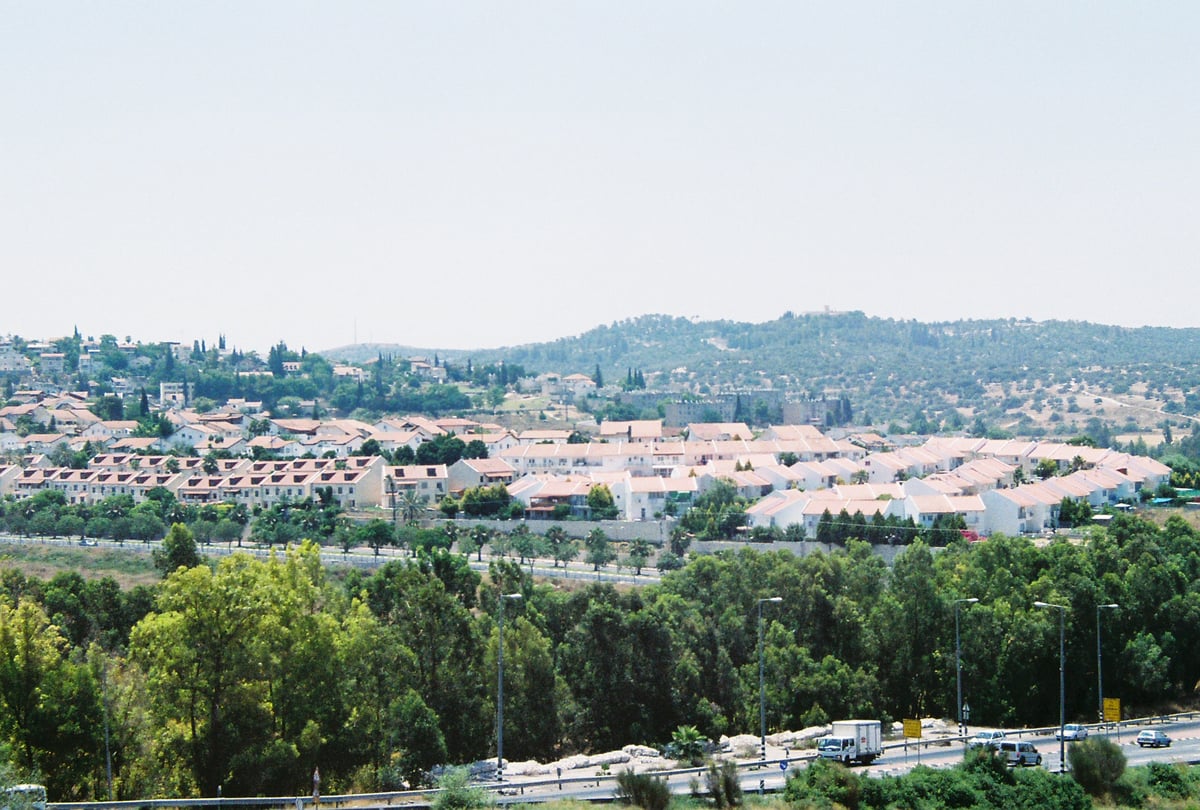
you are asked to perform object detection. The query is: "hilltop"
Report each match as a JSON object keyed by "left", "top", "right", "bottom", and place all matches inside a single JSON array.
[{"left": 323, "top": 312, "right": 1200, "bottom": 439}]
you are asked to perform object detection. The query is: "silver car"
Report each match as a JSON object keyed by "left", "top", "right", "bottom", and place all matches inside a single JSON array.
[
  {"left": 1137, "top": 730, "right": 1171, "bottom": 748},
  {"left": 999, "top": 741, "right": 1042, "bottom": 767},
  {"left": 967, "top": 730, "right": 1006, "bottom": 749},
  {"left": 1056, "top": 724, "right": 1088, "bottom": 741}
]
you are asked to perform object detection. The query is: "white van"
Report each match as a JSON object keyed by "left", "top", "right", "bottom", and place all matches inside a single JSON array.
[{"left": 998, "top": 741, "right": 1041, "bottom": 767}]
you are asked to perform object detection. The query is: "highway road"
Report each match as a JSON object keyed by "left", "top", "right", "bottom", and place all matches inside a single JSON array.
[{"left": 495, "top": 717, "right": 1200, "bottom": 804}]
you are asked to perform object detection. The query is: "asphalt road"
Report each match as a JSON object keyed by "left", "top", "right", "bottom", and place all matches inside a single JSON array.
[{"left": 497, "top": 717, "right": 1200, "bottom": 804}]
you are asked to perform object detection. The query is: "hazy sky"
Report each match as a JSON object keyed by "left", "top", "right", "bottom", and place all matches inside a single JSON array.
[{"left": 4, "top": 3, "right": 1198, "bottom": 354}]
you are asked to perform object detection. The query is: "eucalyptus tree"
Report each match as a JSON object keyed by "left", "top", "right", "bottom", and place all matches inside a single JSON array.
[
  {"left": 131, "top": 544, "right": 349, "bottom": 796},
  {"left": 0, "top": 597, "right": 104, "bottom": 796}
]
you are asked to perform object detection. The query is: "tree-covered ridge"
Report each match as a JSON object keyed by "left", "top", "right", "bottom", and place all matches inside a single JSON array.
[
  {"left": 2, "top": 512, "right": 1200, "bottom": 800},
  {"left": 11, "top": 314, "right": 1200, "bottom": 435},
  {"left": 464, "top": 312, "right": 1200, "bottom": 430},
  {"left": 480, "top": 311, "right": 1200, "bottom": 377}
]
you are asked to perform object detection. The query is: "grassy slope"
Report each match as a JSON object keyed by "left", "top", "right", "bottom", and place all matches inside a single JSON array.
[{"left": 0, "top": 542, "right": 161, "bottom": 588}]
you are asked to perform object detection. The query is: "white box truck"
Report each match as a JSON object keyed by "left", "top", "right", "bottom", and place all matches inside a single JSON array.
[{"left": 816, "top": 720, "right": 883, "bottom": 765}]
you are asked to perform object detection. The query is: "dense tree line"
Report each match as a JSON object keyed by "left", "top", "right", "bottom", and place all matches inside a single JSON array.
[
  {"left": 2, "top": 512, "right": 1200, "bottom": 800},
  {"left": 0, "top": 490, "right": 249, "bottom": 549}
]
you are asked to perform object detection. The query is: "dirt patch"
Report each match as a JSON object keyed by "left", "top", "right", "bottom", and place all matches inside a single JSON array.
[
  {"left": 0, "top": 542, "right": 161, "bottom": 588},
  {"left": 1142, "top": 507, "right": 1200, "bottom": 531}
]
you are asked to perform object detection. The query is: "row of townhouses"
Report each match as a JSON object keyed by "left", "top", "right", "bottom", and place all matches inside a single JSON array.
[{"left": 0, "top": 396, "right": 1173, "bottom": 532}]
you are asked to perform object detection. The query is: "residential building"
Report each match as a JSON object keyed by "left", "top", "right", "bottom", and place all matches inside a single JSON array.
[{"left": 447, "top": 458, "right": 517, "bottom": 494}]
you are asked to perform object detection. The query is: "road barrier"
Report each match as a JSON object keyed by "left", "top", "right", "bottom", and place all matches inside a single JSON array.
[{"left": 48, "top": 711, "right": 1200, "bottom": 810}]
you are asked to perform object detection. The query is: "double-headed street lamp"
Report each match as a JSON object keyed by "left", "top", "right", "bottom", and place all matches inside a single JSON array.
[
  {"left": 1034, "top": 601, "right": 1068, "bottom": 772},
  {"left": 954, "top": 597, "right": 979, "bottom": 740},
  {"left": 496, "top": 592, "right": 523, "bottom": 781},
  {"left": 758, "top": 596, "right": 783, "bottom": 762},
  {"left": 1097, "top": 603, "right": 1119, "bottom": 725}
]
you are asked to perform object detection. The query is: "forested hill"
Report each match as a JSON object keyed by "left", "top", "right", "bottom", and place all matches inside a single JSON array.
[
  {"left": 326, "top": 313, "right": 1200, "bottom": 430},
  {"left": 493, "top": 312, "right": 1200, "bottom": 383}
]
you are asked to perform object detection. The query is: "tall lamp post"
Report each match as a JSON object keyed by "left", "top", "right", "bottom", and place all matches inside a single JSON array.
[
  {"left": 954, "top": 597, "right": 979, "bottom": 741},
  {"left": 496, "top": 592, "right": 523, "bottom": 781},
  {"left": 386, "top": 475, "right": 398, "bottom": 529},
  {"left": 1097, "top": 603, "right": 1119, "bottom": 725},
  {"left": 758, "top": 596, "right": 783, "bottom": 762},
  {"left": 1035, "top": 601, "right": 1068, "bottom": 772}
]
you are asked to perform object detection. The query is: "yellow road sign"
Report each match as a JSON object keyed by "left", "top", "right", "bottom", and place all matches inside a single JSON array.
[
  {"left": 1103, "top": 697, "right": 1121, "bottom": 722},
  {"left": 903, "top": 718, "right": 922, "bottom": 739}
]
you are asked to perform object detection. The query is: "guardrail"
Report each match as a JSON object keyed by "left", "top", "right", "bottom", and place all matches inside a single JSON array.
[
  {"left": 881, "top": 710, "right": 1200, "bottom": 757},
  {"left": 48, "top": 710, "right": 1200, "bottom": 810},
  {"left": 43, "top": 710, "right": 1200, "bottom": 806}
]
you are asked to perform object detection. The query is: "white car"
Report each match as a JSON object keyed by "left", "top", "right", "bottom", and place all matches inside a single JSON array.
[
  {"left": 968, "top": 730, "right": 1006, "bottom": 749},
  {"left": 1056, "top": 724, "right": 1088, "bottom": 741}
]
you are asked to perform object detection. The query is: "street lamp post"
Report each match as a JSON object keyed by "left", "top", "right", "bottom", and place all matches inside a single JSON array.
[
  {"left": 1035, "top": 601, "right": 1068, "bottom": 773},
  {"left": 496, "top": 592, "right": 523, "bottom": 781},
  {"left": 954, "top": 598, "right": 979, "bottom": 741},
  {"left": 758, "top": 596, "right": 783, "bottom": 762},
  {"left": 386, "top": 475, "right": 398, "bottom": 529},
  {"left": 1097, "top": 603, "right": 1119, "bottom": 725}
]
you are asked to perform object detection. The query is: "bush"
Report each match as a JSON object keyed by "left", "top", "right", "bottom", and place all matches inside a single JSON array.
[
  {"left": 1109, "top": 775, "right": 1147, "bottom": 809},
  {"left": 960, "top": 744, "right": 1015, "bottom": 788},
  {"left": 667, "top": 725, "right": 706, "bottom": 766},
  {"left": 704, "top": 760, "right": 743, "bottom": 809},
  {"left": 656, "top": 552, "right": 685, "bottom": 572},
  {"left": 1067, "top": 736, "right": 1126, "bottom": 797},
  {"left": 615, "top": 768, "right": 671, "bottom": 810},
  {"left": 1145, "top": 760, "right": 1190, "bottom": 799},
  {"left": 432, "top": 767, "right": 493, "bottom": 810},
  {"left": 784, "top": 758, "right": 859, "bottom": 809},
  {"left": 1006, "top": 766, "right": 1090, "bottom": 810}
]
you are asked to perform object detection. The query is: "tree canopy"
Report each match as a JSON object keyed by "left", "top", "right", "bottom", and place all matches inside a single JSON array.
[{"left": 1, "top": 513, "right": 1200, "bottom": 800}]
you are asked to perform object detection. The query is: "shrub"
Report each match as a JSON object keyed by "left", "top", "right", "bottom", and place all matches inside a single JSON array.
[
  {"left": 615, "top": 768, "right": 671, "bottom": 810},
  {"left": 705, "top": 760, "right": 743, "bottom": 809},
  {"left": 784, "top": 758, "right": 859, "bottom": 810},
  {"left": 432, "top": 767, "right": 493, "bottom": 810},
  {"left": 668, "top": 725, "right": 706, "bottom": 766},
  {"left": 1008, "top": 766, "right": 1091, "bottom": 810},
  {"left": 1109, "top": 775, "right": 1148, "bottom": 809},
  {"left": 960, "top": 744, "right": 1014, "bottom": 786},
  {"left": 656, "top": 552, "right": 684, "bottom": 572},
  {"left": 1067, "top": 736, "right": 1126, "bottom": 797},
  {"left": 1145, "top": 760, "right": 1190, "bottom": 799}
]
